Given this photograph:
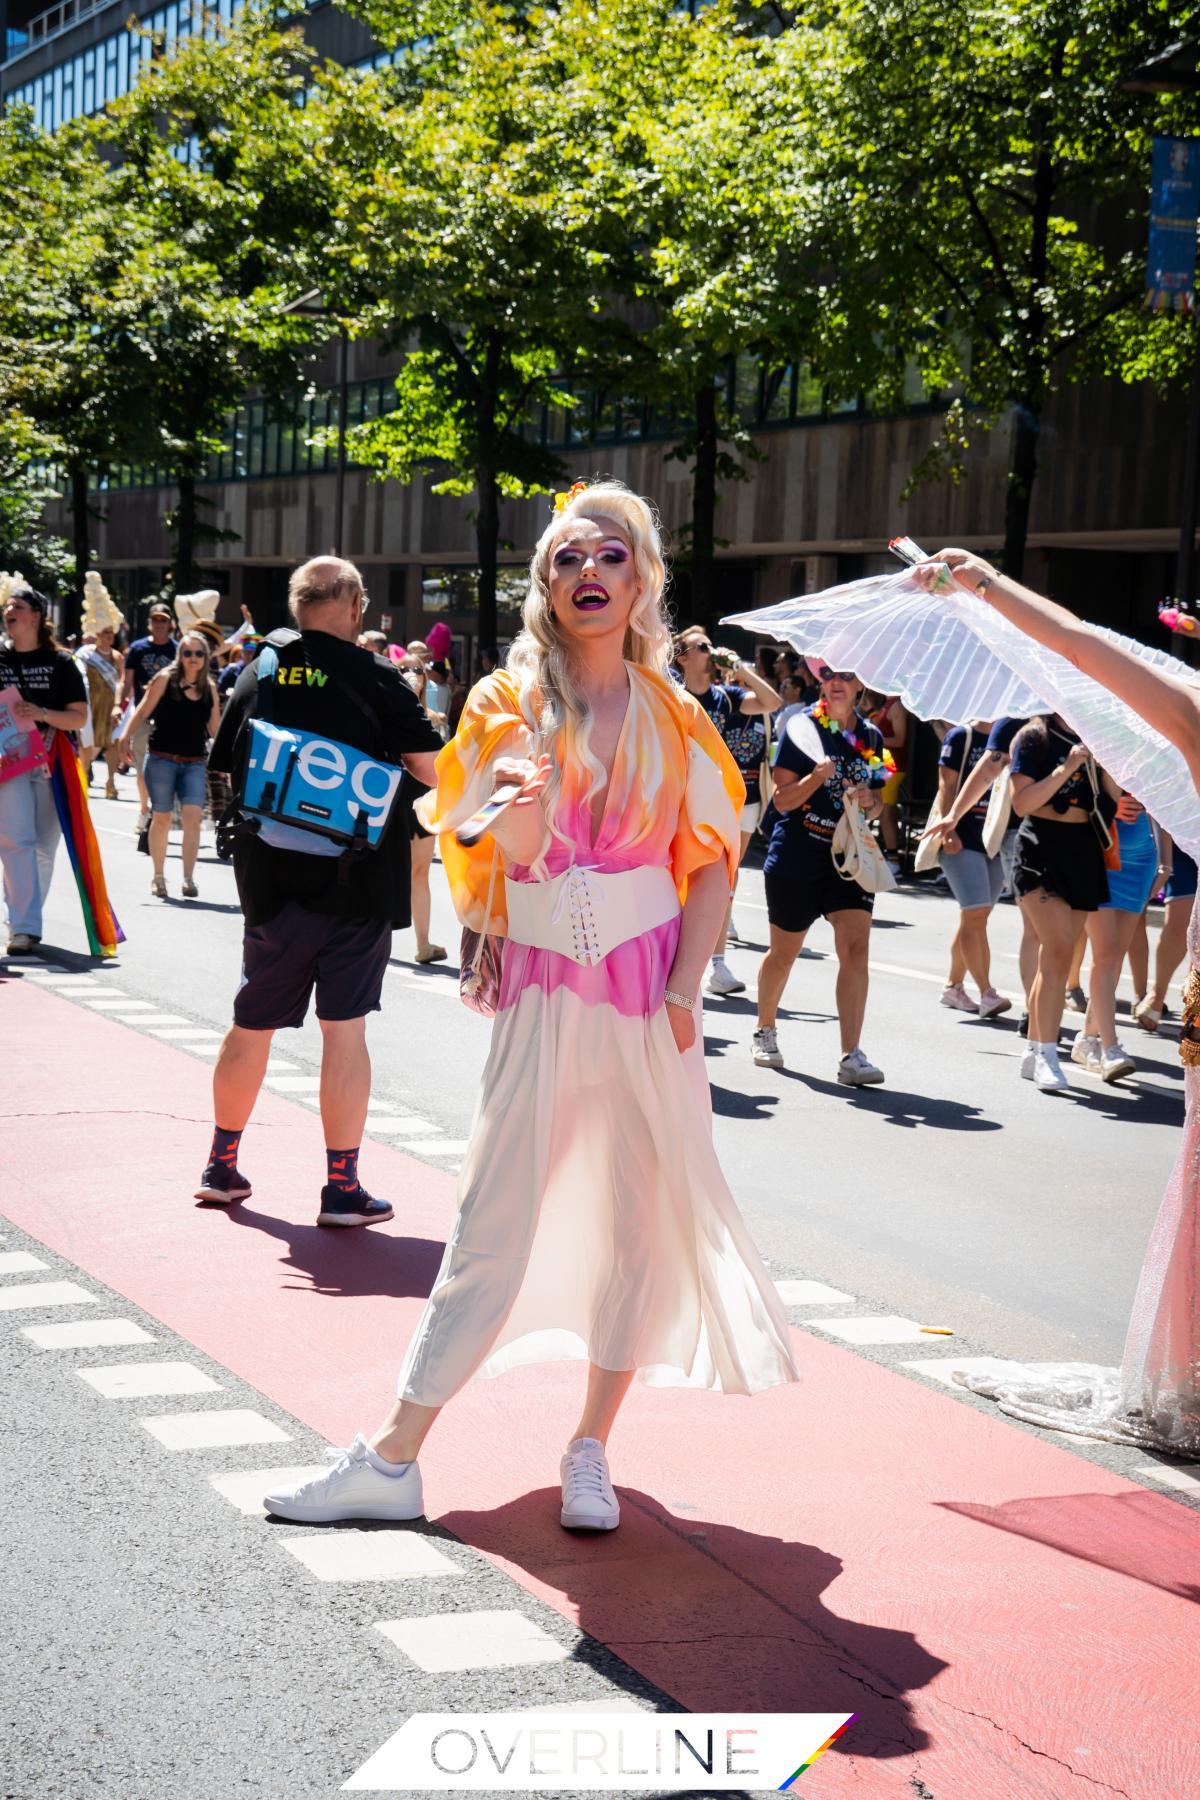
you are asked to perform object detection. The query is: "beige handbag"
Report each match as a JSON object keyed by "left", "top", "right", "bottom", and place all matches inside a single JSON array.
[
  {"left": 914, "top": 724, "right": 974, "bottom": 874},
  {"left": 982, "top": 764, "right": 1014, "bottom": 859},
  {"left": 832, "top": 797, "right": 897, "bottom": 895}
]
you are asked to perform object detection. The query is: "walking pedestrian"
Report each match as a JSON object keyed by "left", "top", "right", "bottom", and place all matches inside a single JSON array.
[
  {"left": 121, "top": 631, "right": 220, "bottom": 899},
  {"left": 1008, "top": 715, "right": 1116, "bottom": 1090},
  {"left": 77, "top": 624, "right": 125, "bottom": 799},
  {"left": 671, "top": 626, "right": 779, "bottom": 995},
  {"left": 867, "top": 692, "right": 909, "bottom": 871},
  {"left": 262, "top": 482, "right": 797, "bottom": 1530},
  {"left": 0, "top": 586, "right": 88, "bottom": 953},
  {"left": 119, "top": 604, "right": 178, "bottom": 829},
  {"left": 199, "top": 556, "right": 440, "bottom": 1223},
  {"left": 1071, "top": 792, "right": 1160, "bottom": 1082},
  {"left": 752, "top": 664, "right": 891, "bottom": 1084},
  {"left": 394, "top": 654, "right": 448, "bottom": 965},
  {"left": 1135, "top": 841, "right": 1195, "bottom": 1030},
  {"left": 929, "top": 720, "right": 1012, "bottom": 1019}
]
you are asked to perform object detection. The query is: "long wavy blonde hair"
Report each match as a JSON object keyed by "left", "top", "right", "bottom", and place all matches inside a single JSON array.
[{"left": 506, "top": 481, "right": 674, "bottom": 848}]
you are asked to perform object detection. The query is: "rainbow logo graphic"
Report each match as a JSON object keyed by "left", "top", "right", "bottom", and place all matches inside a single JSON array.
[{"left": 777, "top": 1714, "right": 858, "bottom": 1788}]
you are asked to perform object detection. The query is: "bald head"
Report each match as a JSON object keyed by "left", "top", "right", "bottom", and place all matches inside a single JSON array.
[{"left": 288, "top": 556, "right": 366, "bottom": 641}]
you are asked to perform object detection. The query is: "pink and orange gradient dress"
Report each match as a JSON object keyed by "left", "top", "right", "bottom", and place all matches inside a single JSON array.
[{"left": 401, "top": 664, "right": 799, "bottom": 1407}]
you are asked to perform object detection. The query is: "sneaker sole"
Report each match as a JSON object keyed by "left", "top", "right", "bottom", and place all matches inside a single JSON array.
[
  {"left": 316, "top": 1208, "right": 396, "bottom": 1228},
  {"left": 265, "top": 1496, "right": 424, "bottom": 1524},
  {"left": 560, "top": 1509, "right": 620, "bottom": 1531},
  {"left": 707, "top": 982, "right": 747, "bottom": 996},
  {"left": 194, "top": 1185, "right": 251, "bottom": 1204},
  {"left": 752, "top": 1055, "right": 785, "bottom": 1069},
  {"left": 978, "top": 1001, "right": 1012, "bottom": 1018},
  {"left": 837, "top": 1071, "right": 885, "bottom": 1086},
  {"left": 1102, "top": 1065, "right": 1135, "bottom": 1083}
]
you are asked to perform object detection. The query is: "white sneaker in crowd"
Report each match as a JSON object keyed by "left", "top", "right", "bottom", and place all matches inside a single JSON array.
[
  {"left": 977, "top": 989, "right": 1012, "bottom": 1019},
  {"left": 726, "top": 917, "right": 742, "bottom": 944},
  {"left": 752, "top": 1026, "right": 784, "bottom": 1068},
  {"left": 560, "top": 1437, "right": 620, "bottom": 1531},
  {"left": 837, "top": 1047, "right": 885, "bottom": 1087},
  {"left": 1034, "top": 1046, "right": 1069, "bottom": 1092},
  {"left": 1071, "top": 1033, "right": 1101, "bottom": 1071},
  {"left": 1099, "top": 1042, "right": 1136, "bottom": 1083},
  {"left": 263, "top": 1434, "right": 424, "bottom": 1523},
  {"left": 1020, "top": 1043, "right": 1037, "bottom": 1080},
  {"left": 940, "top": 983, "right": 978, "bottom": 1013},
  {"left": 706, "top": 957, "right": 746, "bottom": 997}
]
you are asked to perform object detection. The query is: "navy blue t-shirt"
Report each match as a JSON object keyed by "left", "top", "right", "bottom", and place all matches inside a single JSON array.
[
  {"left": 986, "top": 716, "right": 1026, "bottom": 758},
  {"left": 764, "top": 705, "right": 888, "bottom": 878},
  {"left": 938, "top": 725, "right": 990, "bottom": 853},
  {"left": 126, "top": 635, "right": 178, "bottom": 703},
  {"left": 1010, "top": 720, "right": 1092, "bottom": 813}
]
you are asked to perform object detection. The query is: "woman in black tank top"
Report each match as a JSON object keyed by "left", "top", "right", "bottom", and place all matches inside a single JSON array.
[{"left": 122, "top": 630, "right": 221, "bottom": 898}]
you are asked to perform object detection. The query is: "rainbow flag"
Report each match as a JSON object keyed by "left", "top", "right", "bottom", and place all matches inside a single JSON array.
[
  {"left": 47, "top": 732, "right": 125, "bottom": 958},
  {"left": 778, "top": 1714, "right": 858, "bottom": 1787}
]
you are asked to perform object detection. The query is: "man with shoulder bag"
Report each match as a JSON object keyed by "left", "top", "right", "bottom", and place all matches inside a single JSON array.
[{"left": 201, "top": 557, "right": 441, "bottom": 1226}]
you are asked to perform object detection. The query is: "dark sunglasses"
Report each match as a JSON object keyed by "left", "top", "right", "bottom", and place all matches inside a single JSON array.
[
  {"left": 180, "top": 649, "right": 206, "bottom": 658},
  {"left": 816, "top": 666, "right": 856, "bottom": 682}
]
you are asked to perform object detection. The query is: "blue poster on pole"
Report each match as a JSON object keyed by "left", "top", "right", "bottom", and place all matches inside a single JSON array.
[{"left": 1147, "top": 136, "right": 1200, "bottom": 312}]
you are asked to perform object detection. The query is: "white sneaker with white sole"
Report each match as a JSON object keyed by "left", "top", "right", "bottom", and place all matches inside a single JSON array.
[
  {"left": 560, "top": 1436, "right": 619, "bottom": 1531},
  {"left": 263, "top": 1433, "right": 424, "bottom": 1523},
  {"left": 706, "top": 957, "right": 746, "bottom": 997},
  {"left": 1071, "top": 1033, "right": 1100, "bottom": 1071},
  {"left": 1099, "top": 1042, "right": 1136, "bottom": 1083},
  {"left": 752, "top": 1026, "right": 784, "bottom": 1068},
  {"left": 1034, "top": 1046, "right": 1069, "bottom": 1091},
  {"left": 837, "top": 1047, "right": 885, "bottom": 1087}
]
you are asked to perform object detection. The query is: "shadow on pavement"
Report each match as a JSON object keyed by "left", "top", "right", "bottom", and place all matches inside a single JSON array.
[
  {"left": 217, "top": 1204, "right": 444, "bottom": 1300},
  {"left": 709, "top": 1084, "right": 780, "bottom": 1121},
  {"left": 441, "top": 1488, "right": 944, "bottom": 1761},
  {"left": 938, "top": 1490, "right": 1200, "bottom": 1604},
  {"left": 779, "top": 1070, "right": 1002, "bottom": 1132}
]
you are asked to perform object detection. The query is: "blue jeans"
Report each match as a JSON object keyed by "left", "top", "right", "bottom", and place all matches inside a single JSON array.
[
  {"left": 144, "top": 752, "right": 207, "bottom": 812},
  {"left": 0, "top": 768, "right": 61, "bottom": 937}
]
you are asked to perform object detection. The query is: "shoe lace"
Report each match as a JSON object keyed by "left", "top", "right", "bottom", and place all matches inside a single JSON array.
[
  {"left": 309, "top": 1435, "right": 369, "bottom": 1490},
  {"left": 564, "top": 1452, "right": 606, "bottom": 1498}
]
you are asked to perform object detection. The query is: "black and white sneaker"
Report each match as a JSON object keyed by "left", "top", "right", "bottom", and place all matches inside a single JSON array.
[
  {"left": 317, "top": 1185, "right": 395, "bottom": 1228},
  {"left": 195, "top": 1163, "right": 252, "bottom": 1204}
]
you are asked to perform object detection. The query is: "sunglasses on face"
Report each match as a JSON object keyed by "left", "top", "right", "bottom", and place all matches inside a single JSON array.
[
  {"left": 181, "top": 649, "right": 205, "bottom": 659},
  {"left": 816, "top": 667, "right": 856, "bottom": 682}
]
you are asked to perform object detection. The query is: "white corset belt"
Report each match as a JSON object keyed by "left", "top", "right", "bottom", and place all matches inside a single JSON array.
[{"left": 504, "top": 864, "right": 680, "bottom": 966}]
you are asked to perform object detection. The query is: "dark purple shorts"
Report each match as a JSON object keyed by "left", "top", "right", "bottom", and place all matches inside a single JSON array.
[{"left": 234, "top": 900, "right": 391, "bottom": 1031}]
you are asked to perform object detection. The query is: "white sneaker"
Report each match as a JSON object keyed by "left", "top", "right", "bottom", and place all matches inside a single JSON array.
[
  {"left": 1020, "top": 1044, "right": 1037, "bottom": 1080},
  {"left": 1034, "top": 1047, "right": 1069, "bottom": 1091},
  {"left": 706, "top": 957, "right": 746, "bottom": 996},
  {"left": 977, "top": 989, "right": 1012, "bottom": 1019},
  {"left": 263, "top": 1434, "right": 424, "bottom": 1523},
  {"left": 940, "top": 983, "right": 978, "bottom": 1013},
  {"left": 837, "top": 1047, "right": 885, "bottom": 1087},
  {"left": 560, "top": 1436, "right": 619, "bottom": 1531},
  {"left": 1071, "top": 1032, "right": 1100, "bottom": 1070},
  {"left": 726, "top": 917, "right": 742, "bottom": 945},
  {"left": 1099, "top": 1043, "right": 1136, "bottom": 1083},
  {"left": 752, "top": 1026, "right": 784, "bottom": 1068}
]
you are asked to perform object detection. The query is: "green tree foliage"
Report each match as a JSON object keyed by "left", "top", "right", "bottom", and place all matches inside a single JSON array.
[
  {"left": 788, "top": 0, "right": 1190, "bottom": 576},
  {"left": 0, "top": 413, "right": 72, "bottom": 597}
]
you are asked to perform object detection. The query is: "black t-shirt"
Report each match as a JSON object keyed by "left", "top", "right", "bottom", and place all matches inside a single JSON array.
[
  {"left": 1010, "top": 720, "right": 1092, "bottom": 815},
  {"left": 0, "top": 640, "right": 86, "bottom": 717},
  {"left": 210, "top": 628, "right": 442, "bottom": 927},
  {"left": 939, "top": 725, "right": 990, "bottom": 853},
  {"left": 764, "top": 705, "right": 888, "bottom": 878},
  {"left": 694, "top": 682, "right": 748, "bottom": 737},
  {"left": 126, "top": 636, "right": 178, "bottom": 703}
]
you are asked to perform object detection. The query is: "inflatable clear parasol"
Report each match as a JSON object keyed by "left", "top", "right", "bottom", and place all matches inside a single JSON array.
[{"left": 724, "top": 568, "right": 1200, "bottom": 861}]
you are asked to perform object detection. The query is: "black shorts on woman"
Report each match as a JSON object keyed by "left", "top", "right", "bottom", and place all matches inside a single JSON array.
[
  {"left": 762, "top": 703, "right": 887, "bottom": 934},
  {"left": 1010, "top": 720, "right": 1110, "bottom": 912}
]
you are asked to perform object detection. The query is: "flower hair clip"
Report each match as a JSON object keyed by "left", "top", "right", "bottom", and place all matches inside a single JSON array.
[{"left": 552, "top": 479, "right": 590, "bottom": 513}]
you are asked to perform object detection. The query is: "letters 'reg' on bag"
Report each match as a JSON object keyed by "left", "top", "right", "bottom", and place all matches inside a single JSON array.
[{"left": 238, "top": 642, "right": 402, "bottom": 857}]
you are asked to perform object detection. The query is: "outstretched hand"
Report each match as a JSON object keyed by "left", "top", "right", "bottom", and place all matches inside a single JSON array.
[{"left": 911, "top": 549, "right": 999, "bottom": 598}]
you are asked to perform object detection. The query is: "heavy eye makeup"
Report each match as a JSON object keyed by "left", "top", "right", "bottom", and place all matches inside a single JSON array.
[{"left": 552, "top": 542, "right": 630, "bottom": 568}]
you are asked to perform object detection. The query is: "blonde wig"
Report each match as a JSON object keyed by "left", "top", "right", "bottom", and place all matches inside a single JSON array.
[{"left": 506, "top": 481, "right": 673, "bottom": 847}]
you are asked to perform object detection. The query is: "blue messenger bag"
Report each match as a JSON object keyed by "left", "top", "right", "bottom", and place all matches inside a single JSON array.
[{"left": 236, "top": 641, "right": 403, "bottom": 859}]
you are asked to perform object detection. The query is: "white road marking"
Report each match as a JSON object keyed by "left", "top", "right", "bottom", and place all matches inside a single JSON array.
[
  {"left": 1131, "top": 1462, "right": 1200, "bottom": 1494},
  {"left": 23, "top": 1318, "right": 156, "bottom": 1349},
  {"left": 899, "top": 1356, "right": 1016, "bottom": 1387},
  {"left": 808, "top": 1314, "right": 932, "bottom": 1345},
  {"left": 366, "top": 1117, "right": 441, "bottom": 1135},
  {"left": 774, "top": 1278, "right": 855, "bottom": 1305},
  {"left": 0, "top": 1252, "right": 49, "bottom": 1274},
  {"left": 266, "top": 1057, "right": 298, "bottom": 1073},
  {"left": 19, "top": 976, "right": 107, "bottom": 990},
  {"left": 149, "top": 1027, "right": 223, "bottom": 1040},
  {"left": 79, "top": 1361, "right": 222, "bottom": 1399},
  {"left": 0, "top": 1281, "right": 99, "bottom": 1312},
  {"left": 280, "top": 1530, "right": 459, "bottom": 1583},
  {"left": 398, "top": 1140, "right": 471, "bottom": 1156},
  {"left": 142, "top": 1409, "right": 291, "bottom": 1450},
  {"left": 264, "top": 1076, "right": 323, "bottom": 1093},
  {"left": 374, "top": 1610, "right": 569, "bottom": 1673},
  {"left": 116, "top": 1012, "right": 194, "bottom": 1026},
  {"left": 210, "top": 1466, "right": 330, "bottom": 1516}
]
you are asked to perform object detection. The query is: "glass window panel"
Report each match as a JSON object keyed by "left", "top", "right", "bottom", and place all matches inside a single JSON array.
[
  {"left": 762, "top": 366, "right": 794, "bottom": 423},
  {"left": 734, "top": 354, "right": 761, "bottom": 424},
  {"left": 566, "top": 385, "right": 593, "bottom": 445},
  {"left": 81, "top": 48, "right": 96, "bottom": 116},
  {"left": 901, "top": 357, "right": 928, "bottom": 407},
  {"left": 592, "top": 391, "right": 619, "bottom": 444},
  {"left": 826, "top": 387, "right": 860, "bottom": 415},
  {"left": 420, "top": 567, "right": 477, "bottom": 614},
  {"left": 793, "top": 364, "right": 824, "bottom": 418}
]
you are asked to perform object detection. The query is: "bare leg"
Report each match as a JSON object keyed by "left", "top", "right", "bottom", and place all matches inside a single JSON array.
[
  {"left": 1067, "top": 924, "right": 1087, "bottom": 995},
  {"left": 1149, "top": 896, "right": 1192, "bottom": 1011},
  {"left": 1127, "top": 909, "right": 1149, "bottom": 1003},
  {"left": 956, "top": 905, "right": 994, "bottom": 995},
  {"left": 409, "top": 833, "right": 442, "bottom": 957},
  {"left": 570, "top": 1365, "right": 636, "bottom": 1446},
  {"left": 148, "top": 811, "right": 171, "bottom": 881},
  {"left": 318, "top": 1015, "right": 371, "bottom": 1149},
  {"left": 757, "top": 924, "right": 806, "bottom": 1028},
  {"left": 1019, "top": 913, "right": 1038, "bottom": 1008},
  {"left": 1083, "top": 909, "right": 1140, "bottom": 1047},
  {"left": 370, "top": 1396, "right": 442, "bottom": 1466},
  {"left": 947, "top": 915, "right": 968, "bottom": 987},
  {"left": 831, "top": 908, "right": 872, "bottom": 1053},
  {"left": 714, "top": 829, "right": 752, "bottom": 958},
  {"left": 212, "top": 1023, "right": 273, "bottom": 1130},
  {"left": 180, "top": 804, "right": 202, "bottom": 882},
  {"left": 1024, "top": 892, "right": 1087, "bottom": 1046}
]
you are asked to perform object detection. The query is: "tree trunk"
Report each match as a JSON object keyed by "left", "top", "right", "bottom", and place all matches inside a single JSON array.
[
  {"left": 174, "top": 469, "right": 197, "bottom": 595},
  {"left": 475, "top": 462, "right": 499, "bottom": 663},
  {"left": 66, "top": 460, "right": 89, "bottom": 641},
  {"left": 1002, "top": 402, "right": 1039, "bottom": 582},
  {"left": 689, "top": 380, "right": 718, "bottom": 620}
]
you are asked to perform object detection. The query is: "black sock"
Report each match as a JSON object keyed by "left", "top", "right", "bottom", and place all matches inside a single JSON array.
[
  {"left": 208, "top": 1125, "right": 243, "bottom": 1171},
  {"left": 326, "top": 1147, "right": 361, "bottom": 1193}
]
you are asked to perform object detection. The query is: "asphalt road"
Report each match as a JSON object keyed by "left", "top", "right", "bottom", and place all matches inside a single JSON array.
[{"left": 52, "top": 776, "right": 1184, "bottom": 1377}]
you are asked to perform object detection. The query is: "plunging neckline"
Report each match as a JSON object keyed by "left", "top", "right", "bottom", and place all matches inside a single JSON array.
[{"left": 584, "top": 663, "right": 634, "bottom": 851}]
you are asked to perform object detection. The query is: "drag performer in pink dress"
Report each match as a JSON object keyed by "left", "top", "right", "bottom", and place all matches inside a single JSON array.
[{"left": 266, "top": 481, "right": 799, "bottom": 1531}]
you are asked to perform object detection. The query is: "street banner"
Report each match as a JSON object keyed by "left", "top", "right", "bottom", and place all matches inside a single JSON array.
[
  {"left": 344, "top": 1712, "right": 858, "bottom": 1792},
  {"left": 1147, "top": 136, "right": 1200, "bottom": 312}
]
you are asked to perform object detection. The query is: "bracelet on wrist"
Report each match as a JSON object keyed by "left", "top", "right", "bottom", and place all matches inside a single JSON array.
[
  {"left": 664, "top": 989, "right": 694, "bottom": 1012},
  {"left": 975, "top": 575, "right": 993, "bottom": 598}
]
